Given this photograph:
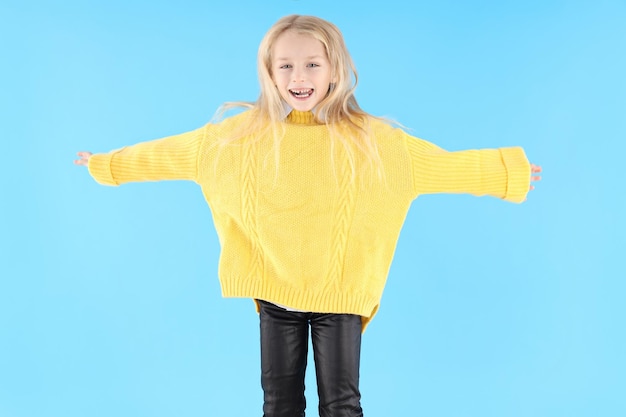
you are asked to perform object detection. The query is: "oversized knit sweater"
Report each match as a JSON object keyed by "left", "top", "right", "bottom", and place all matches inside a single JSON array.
[{"left": 88, "top": 110, "right": 531, "bottom": 331}]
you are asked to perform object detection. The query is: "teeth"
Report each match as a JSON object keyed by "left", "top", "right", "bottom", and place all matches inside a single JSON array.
[{"left": 290, "top": 89, "right": 313, "bottom": 97}]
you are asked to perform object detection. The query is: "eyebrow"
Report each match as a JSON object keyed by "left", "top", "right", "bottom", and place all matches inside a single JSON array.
[{"left": 275, "top": 55, "right": 326, "bottom": 61}]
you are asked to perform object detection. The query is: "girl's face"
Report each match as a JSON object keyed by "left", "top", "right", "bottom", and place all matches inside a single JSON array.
[{"left": 271, "top": 30, "right": 333, "bottom": 112}]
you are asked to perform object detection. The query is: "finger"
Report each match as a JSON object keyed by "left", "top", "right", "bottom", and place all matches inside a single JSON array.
[{"left": 531, "top": 175, "right": 541, "bottom": 182}]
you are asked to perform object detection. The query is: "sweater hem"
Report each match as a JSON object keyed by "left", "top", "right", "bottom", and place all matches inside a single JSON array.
[{"left": 219, "top": 277, "right": 381, "bottom": 332}]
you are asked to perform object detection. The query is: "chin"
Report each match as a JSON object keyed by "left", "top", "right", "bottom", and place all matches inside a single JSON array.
[{"left": 290, "top": 100, "right": 319, "bottom": 112}]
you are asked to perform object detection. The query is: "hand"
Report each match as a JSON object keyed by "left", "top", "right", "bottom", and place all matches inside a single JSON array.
[
  {"left": 529, "top": 163, "right": 542, "bottom": 191},
  {"left": 74, "top": 151, "right": 92, "bottom": 167}
]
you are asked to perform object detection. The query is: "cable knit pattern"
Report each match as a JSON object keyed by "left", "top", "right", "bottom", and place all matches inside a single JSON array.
[
  {"left": 241, "top": 139, "right": 264, "bottom": 280},
  {"left": 325, "top": 153, "right": 356, "bottom": 293},
  {"left": 88, "top": 109, "right": 530, "bottom": 331}
]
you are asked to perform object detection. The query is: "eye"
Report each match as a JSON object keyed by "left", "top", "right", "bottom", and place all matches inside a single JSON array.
[
  {"left": 279, "top": 64, "right": 292, "bottom": 69},
  {"left": 307, "top": 63, "right": 320, "bottom": 68}
]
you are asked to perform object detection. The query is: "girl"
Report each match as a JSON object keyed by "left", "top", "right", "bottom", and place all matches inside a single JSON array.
[{"left": 75, "top": 14, "right": 541, "bottom": 417}]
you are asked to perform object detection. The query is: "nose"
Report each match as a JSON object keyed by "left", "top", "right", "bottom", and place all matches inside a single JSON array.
[{"left": 292, "top": 67, "right": 306, "bottom": 83}]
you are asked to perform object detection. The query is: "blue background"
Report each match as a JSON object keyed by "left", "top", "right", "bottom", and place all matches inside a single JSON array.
[{"left": 2, "top": 1, "right": 625, "bottom": 416}]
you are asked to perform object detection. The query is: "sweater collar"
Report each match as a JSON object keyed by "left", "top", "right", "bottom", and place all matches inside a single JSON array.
[{"left": 285, "top": 110, "right": 320, "bottom": 125}]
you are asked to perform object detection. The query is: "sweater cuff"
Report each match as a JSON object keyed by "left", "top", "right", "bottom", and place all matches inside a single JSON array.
[
  {"left": 500, "top": 146, "right": 531, "bottom": 203},
  {"left": 87, "top": 151, "right": 120, "bottom": 186}
]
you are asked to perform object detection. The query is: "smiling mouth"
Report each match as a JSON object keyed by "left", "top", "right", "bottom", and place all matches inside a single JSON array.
[{"left": 289, "top": 88, "right": 314, "bottom": 98}]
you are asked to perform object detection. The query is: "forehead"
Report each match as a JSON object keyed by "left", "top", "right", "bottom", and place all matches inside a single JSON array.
[{"left": 272, "top": 30, "right": 327, "bottom": 60}]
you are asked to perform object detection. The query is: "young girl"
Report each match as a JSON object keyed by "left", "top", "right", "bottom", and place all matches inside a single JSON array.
[{"left": 75, "top": 14, "right": 541, "bottom": 417}]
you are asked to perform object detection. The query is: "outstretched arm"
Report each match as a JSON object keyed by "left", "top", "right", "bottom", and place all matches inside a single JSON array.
[
  {"left": 72, "top": 127, "right": 204, "bottom": 186},
  {"left": 403, "top": 129, "right": 541, "bottom": 203}
]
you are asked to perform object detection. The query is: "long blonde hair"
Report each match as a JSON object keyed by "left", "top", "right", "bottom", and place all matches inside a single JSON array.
[{"left": 216, "top": 15, "right": 384, "bottom": 180}]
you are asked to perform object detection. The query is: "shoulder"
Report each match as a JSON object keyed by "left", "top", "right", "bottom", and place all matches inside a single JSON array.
[
  {"left": 201, "top": 109, "right": 258, "bottom": 139},
  {"left": 366, "top": 116, "right": 410, "bottom": 141},
  {"left": 208, "top": 109, "right": 256, "bottom": 129}
]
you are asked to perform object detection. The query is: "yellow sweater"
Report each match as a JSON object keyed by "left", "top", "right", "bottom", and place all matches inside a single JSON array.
[{"left": 88, "top": 110, "right": 530, "bottom": 331}]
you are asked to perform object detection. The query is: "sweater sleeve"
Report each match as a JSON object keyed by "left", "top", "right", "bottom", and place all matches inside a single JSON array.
[
  {"left": 405, "top": 134, "right": 531, "bottom": 203},
  {"left": 87, "top": 126, "right": 205, "bottom": 186}
]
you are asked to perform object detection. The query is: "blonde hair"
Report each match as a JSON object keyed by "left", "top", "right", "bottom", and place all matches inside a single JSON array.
[{"left": 216, "top": 15, "right": 384, "bottom": 180}]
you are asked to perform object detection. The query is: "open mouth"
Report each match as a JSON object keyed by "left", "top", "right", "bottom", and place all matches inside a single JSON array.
[{"left": 289, "top": 88, "right": 314, "bottom": 98}]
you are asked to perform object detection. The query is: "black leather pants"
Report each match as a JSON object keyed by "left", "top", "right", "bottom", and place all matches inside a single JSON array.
[{"left": 258, "top": 300, "right": 364, "bottom": 417}]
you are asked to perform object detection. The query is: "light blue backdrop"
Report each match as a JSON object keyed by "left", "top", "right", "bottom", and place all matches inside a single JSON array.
[{"left": 1, "top": 1, "right": 625, "bottom": 416}]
